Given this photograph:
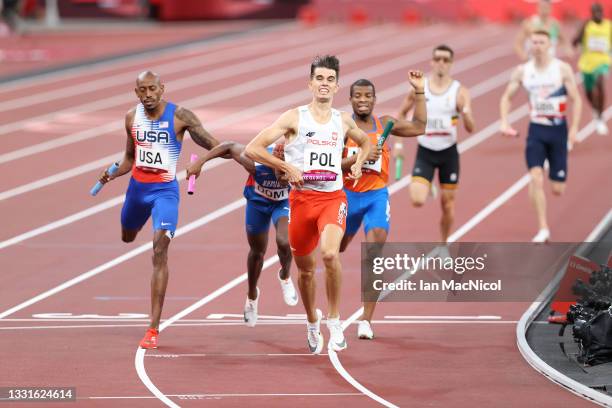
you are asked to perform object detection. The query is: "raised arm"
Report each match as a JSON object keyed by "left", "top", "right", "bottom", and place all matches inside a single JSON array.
[
  {"left": 457, "top": 85, "right": 475, "bottom": 133},
  {"left": 175, "top": 106, "right": 220, "bottom": 150},
  {"left": 397, "top": 90, "right": 416, "bottom": 120},
  {"left": 561, "top": 62, "right": 582, "bottom": 148},
  {"left": 499, "top": 66, "right": 523, "bottom": 135},
  {"left": 572, "top": 21, "right": 587, "bottom": 48},
  {"left": 186, "top": 141, "right": 255, "bottom": 179},
  {"left": 386, "top": 70, "right": 427, "bottom": 137},
  {"left": 245, "top": 109, "right": 303, "bottom": 186}
]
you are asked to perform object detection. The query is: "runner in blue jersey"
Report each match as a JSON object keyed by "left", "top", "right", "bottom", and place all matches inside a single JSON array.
[
  {"left": 97, "top": 71, "right": 221, "bottom": 348},
  {"left": 187, "top": 141, "right": 298, "bottom": 327}
]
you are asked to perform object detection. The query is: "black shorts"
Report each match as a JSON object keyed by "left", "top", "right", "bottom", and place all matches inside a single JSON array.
[
  {"left": 526, "top": 122, "right": 568, "bottom": 182},
  {"left": 411, "top": 144, "right": 459, "bottom": 188}
]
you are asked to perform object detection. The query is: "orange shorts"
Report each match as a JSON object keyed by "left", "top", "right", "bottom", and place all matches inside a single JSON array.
[{"left": 288, "top": 189, "right": 347, "bottom": 256}]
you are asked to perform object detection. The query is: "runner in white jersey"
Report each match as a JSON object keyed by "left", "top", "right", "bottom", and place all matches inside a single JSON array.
[
  {"left": 398, "top": 45, "right": 475, "bottom": 246},
  {"left": 500, "top": 30, "right": 582, "bottom": 243},
  {"left": 245, "top": 55, "right": 371, "bottom": 354}
]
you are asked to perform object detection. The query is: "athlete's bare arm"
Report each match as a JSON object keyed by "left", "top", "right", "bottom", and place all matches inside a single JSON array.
[
  {"left": 560, "top": 61, "right": 582, "bottom": 146},
  {"left": 175, "top": 106, "right": 220, "bottom": 150},
  {"left": 98, "top": 109, "right": 136, "bottom": 184},
  {"left": 386, "top": 69, "right": 427, "bottom": 137},
  {"left": 500, "top": 65, "right": 524, "bottom": 135},
  {"left": 572, "top": 21, "right": 587, "bottom": 48},
  {"left": 245, "top": 109, "right": 303, "bottom": 187},
  {"left": 515, "top": 20, "right": 531, "bottom": 61},
  {"left": 457, "top": 85, "right": 476, "bottom": 133},
  {"left": 397, "top": 90, "right": 416, "bottom": 120},
  {"left": 342, "top": 112, "right": 371, "bottom": 180},
  {"left": 186, "top": 141, "right": 255, "bottom": 179}
]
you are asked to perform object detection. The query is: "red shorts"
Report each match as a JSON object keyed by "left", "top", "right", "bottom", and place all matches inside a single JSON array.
[{"left": 288, "top": 189, "right": 347, "bottom": 256}]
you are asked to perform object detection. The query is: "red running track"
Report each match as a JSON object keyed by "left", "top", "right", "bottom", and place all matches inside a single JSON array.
[{"left": 0, "top": 21, "right": 610, "bottom": 407}]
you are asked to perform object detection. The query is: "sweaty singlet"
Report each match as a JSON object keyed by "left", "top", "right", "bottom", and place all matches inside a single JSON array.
[
  {"left": 131, "top": 102, "right": 181, "bottom": 183},
  {"left": 417, "top": 78, "right": 461, "bottom": 151},
  {"left": 522, "top": 58, "right": 567, "bottom": 126},
  {"left": 344, "top": 115, "right": 389, "bottom": 192},
  {"left": 284, "top": 105, "right": 344, "bottom": 192}
]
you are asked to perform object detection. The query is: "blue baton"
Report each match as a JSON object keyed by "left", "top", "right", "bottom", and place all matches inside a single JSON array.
[{"left": 90, "top": 162, "right": 119, "bottom": 196}]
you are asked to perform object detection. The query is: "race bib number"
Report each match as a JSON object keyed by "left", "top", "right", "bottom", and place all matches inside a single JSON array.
[
  {"left": 532, "top": 97, "right": 564, "bottom": 117},
  {"left": 254, "top": 182, "right": 289, "bottom": 201},
  {"left": 426, "top": 116, "right": 453, "bottom": 134},
  {"left": 347, "top": 146, "right": 381, "bottom": 173},
  {"left": 304, "top": 146, "right": 340, "bottom": 174},
  {"left": 588, "top": 36, "right": 609, "bottom": 53},
  {"left": 136, "top": 145, "right": 170, "bottom": 172}
]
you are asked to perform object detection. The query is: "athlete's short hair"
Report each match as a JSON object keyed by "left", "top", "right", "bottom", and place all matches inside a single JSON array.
[
  {"left": 310, "top": 55, "right": 340, "bottom": 80},
  {"left": 433, "top": 44, "right": 454, "bottom": 59},
  {"left": 350, "top": 79, "right": 376, "bottom": 97},
  {"left": 532, "top": 29, "right": 551, "bottom": 38}
]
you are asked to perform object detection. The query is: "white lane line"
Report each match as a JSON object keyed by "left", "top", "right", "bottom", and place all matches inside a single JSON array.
[
  {"left": 0, "top": 24, "right": 481, "bottom": 165},
  {"left": 0, "top": 22, "right": 297, "bottom": 93},
  {"left": 0, "top": 24, "right": 405, "bottom": 141},
  {"left": 383, "top": 315, "right": 501, "bottom": 320},
  {"left": 0, "top": 26, "right": 340, "bottom": 112},
  {"left": 0, "top": 320, "right": 522, "bottom": 331},
  {"left": 88, "top": 393, "right": 363, "bottom": 400},
  {"left": 330, "top": 105, "right": 612, "bottom": 408},
  {"left": 0, "top": 37, "right": 512, "bottom": 251},
  {"left": 0, "top": 197, "right": 246, "bottom": 319},
  {"left": 0, "top": 158, "right": 225, "bottom": 250}
]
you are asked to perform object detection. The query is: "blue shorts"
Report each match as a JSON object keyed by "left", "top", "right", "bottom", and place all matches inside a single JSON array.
[
  {"left": 526, "top": 122, "right": 568, "bottom": 182},
  {"left": 344, "top": 187, "right": 390, "bottom": 236},
  {"left": 121, "top": 178, "right": 179, "bottom": 236},
  {"left": 245, "top": 198, "right": 289, "bottom": 235}
]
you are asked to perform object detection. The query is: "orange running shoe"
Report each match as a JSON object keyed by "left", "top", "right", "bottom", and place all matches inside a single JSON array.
[{"left": 139, "top": 328, "right": 159, "bottom": 349}]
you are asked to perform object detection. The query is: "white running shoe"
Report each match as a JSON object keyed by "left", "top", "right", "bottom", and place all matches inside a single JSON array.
[
  {"left": 243, "top": 288, "right": 259, "bottom": 327},
  {"left": 307, "top": 309, "right": 324, "bottom": 354},
  {"left": 532, "top": 228, "right": 550, "bottom": 243},
  {"left": 595, "top": 119, "right": 608, "bottom": 136},
  {"left": 278, "top": 269, "right": 299, "bottom": 306},
  {"left": 357, "top": 320, "right": 374, "bottom": 340},
  {"left": 327, "top": 316, "right": 347, "bottom": 352}
]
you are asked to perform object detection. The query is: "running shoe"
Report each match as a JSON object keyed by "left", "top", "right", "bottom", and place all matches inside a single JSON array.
[
  {"left": 244, "top": 288, "right": 259, "bottom": 327},
  {"left": 357, "top": 320, "right": 374, "bottom": 340},
  {"left": 307, "top": 309, "right": 324, "bottom": 354},
  {"left": 278, "top": 269, "right": 299, "bottom": 306},
  {"left": 327, "top": 316, "right": 347, "bottom": 351},
  {"left": 139, "top": 328, "right": 159, "bottom": 349},
  {"left": 595, "top": 119, "right": 608, "bottom": 136},
  {"left": 532, "top": 228, "right": 550, "bottom": 243}
]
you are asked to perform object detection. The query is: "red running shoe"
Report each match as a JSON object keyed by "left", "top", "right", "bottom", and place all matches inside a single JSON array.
[{"left": 139, "top": 328, "right": 159, "bottom": 349}]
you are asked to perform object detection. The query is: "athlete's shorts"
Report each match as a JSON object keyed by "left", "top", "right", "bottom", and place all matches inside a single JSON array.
[
  {"left": 245, "top": 198, "right": 289, "bottom": 235},
  {"left": 121, "top": 177, "right": 179, "bottom": 236},
  {"left": 411, "top": 144, "right": 459, "bottom": 189},
  {"left": 344, "top": 187, "right": 390, "bottom": 236},
  {"left": 526, "top": 122, "right": 568, "bottom": 182},
  {"left": 582, "top": 64, "right": 609, "bottom": 93},
  {"left": 288, "top": 189, "right": 347, "bottom": 256}
]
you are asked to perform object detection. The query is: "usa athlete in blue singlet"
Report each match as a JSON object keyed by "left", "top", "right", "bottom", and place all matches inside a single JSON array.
[
  {"left": 187, "top": 142, "right": 298, "bottom": 327},
  {"left": 97, "top": 71, "right": 221, "bottom": 349}
]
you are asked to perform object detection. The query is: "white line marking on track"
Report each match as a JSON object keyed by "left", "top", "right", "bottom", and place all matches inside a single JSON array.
[{"left": 87, "top": 392, "right": 363, "bottom": 400}]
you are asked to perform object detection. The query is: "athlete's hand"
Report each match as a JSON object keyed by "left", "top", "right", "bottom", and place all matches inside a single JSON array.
[
  {"left": 284, "top": 164, "right": 304, "bottom": 188},
  {"left": 348, "top": 162, "right": 363, "bottom": 181},
  {"left": 568, "top": 126, "right": 579, "bottom": 151},
  {"left": 500, "top": 123, "right": 519, "bottom": 138},
  {"left": 98, "top": 168, "right": 116, "bottom": 184},
  {"left": 407, "top": 70, "right": 425, "bottom": 92},
  {"left": 367, "top": 146, "right": 382, "bottom": 162},
  {"left": 275, "top": 169, "right": 290, "bottom": 186},
  {"left": 186, "top": 162, "right": 204, "bottom": 179}
]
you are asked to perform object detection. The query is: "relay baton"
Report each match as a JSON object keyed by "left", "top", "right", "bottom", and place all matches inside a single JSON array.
[
  {"left": 377, "top": 120, "right": 395, "bottom": 147},
  {"left": 303, "top": 172, "right": 337, "bottom": 181},
  {"left": 187, "top": 153, "right": 198, "bottom": 195},
  {"left": 90, "top": 162, "right": 119, "bottom": 196}
]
